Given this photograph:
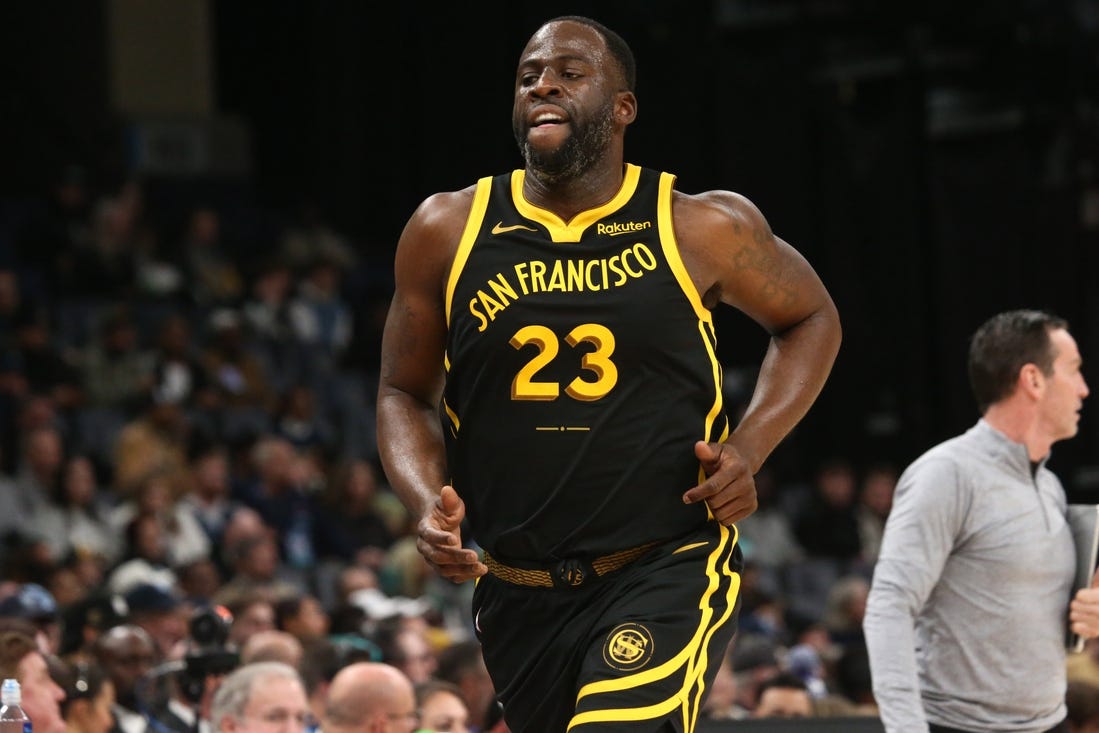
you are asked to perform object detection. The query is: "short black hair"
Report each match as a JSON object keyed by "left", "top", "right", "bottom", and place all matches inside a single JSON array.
[
  {"left": 757, "top": 670, "right": 809, "bottom": 695},
  {"left": 967, "top": 309, "right": 1068, "bottom": 413},
  {"left": 546, "top": 15, "right": 637, "bottom": 92}
]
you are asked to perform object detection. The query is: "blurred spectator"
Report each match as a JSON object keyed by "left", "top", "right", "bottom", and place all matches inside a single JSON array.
[
  {"left": 57, "top": 659, "right": 116, "bottom": 733},
  {"left": 0, "top": 583, "right": 62, "bottom": 655},
  {"left": 735, "top": 579, "right": 788, "bottom": 646},
  {"left": 273, "top": 595, "right": 329, "bottom": 644},
  {"left": 212, "top": 521, "right": 303, "bottom": 607},
  {"left": 701, "top": 641, "right": 750, "bottom": 721},
  {"left": 325, "top": 566, "right": 378, "bottom": 637},
  {"left": 79, "top": 306, "right": 154, "bottom": 414},
  {"left": 298, "top": 638, "right": 341, "bottom": 733},
  {"left": 831, "top": 644, "right": 878, "bottom": 714},
  {"left": 371, "top": 618, "right": 436, "bottom": 685},
  {"left": 178, "top": 443, "right": 241, "bottom": 552},
  {"left": 28, "top": 454, "right": 120, "bottom": 567},
  {"left": 272, "top": 384, "right": 336, "bottom": 462},
  {"left": 793, "top": 457, "right": 862, "bottom": 564},
  {"left": 108, "top": 468, "right": 210, "bottom": 569},
  {"left": 235, "top": 436, "right": 323, "bottom": 572},
  {"left": 201, "top": 309, "right": 274, "bottom": 441},
  {"left": 71, "top": 184, "right": 141, "bottom": 303},
  {"left": 147, "top": 313, "right": 217, "bottom": 429},
  {"left": 822, "top": 574, "right": 870, "bottom": 652},
  {"left": 3, "top": 299, "right": 83, "bottom": 410},
  {"left": 729, "top": 634, "right": 782, "bottom": 714},
  {"left": 75, "top": 305, "right": 152, "bottom": 472},
  {"left": 210, "top": 662, "right": 310, "bottom": 733},
  {"left": 785, "top": 458, "right": 862, "bottom": 625},
  {"left": 321, "top": 662, "right": 417, "bottom": 733},
  {"left": 240, "top": 258, "right": 305, "bottom": 397},
  {"left": 414, "top": 679, "right": 471, "bottom": 733},
  {"left": 288, "top": 257, "right": 352, "bottom": 364},
  {"left": 784, "top": 643, "right": 829, "bottom": 699},
  {"left": 285, "top": 256, "right": 354, "bottom": 423},
  {"left": 2, "top": 425, "right": 67, "bottom": 546},
  {"left": 435, "top": 640, "right": 496, "bottom": 733},
  {"left": 278, "top": 204, "right": 357, "bottom": 276},
  {"left": 0, "top": 628, "right": 66, "bottom": 733},
  {"left": 855, "top": 461, "right": 897, "bottom": 567},
  {"left": 112, "top": 394, "right": 190, "bottom": 498},
  {"left": 106, "top": 513, "right": 178, "bottom": 595},
  {"left": 316, "top": 459, "right": 396, "bottom": 568},
  {"left": 176, "top": 559, "right": 222, "bottom": 606},
  {"left": 224, "top": 592, "right": 276, "bottom": 650},
  {"left": 239, "top": 630, "right": 303, "bottom": 668},
  {"left": 121, "top": 583, "right": 187, "bottom": 662},
  {"left": 752, "top": 671, "right": 813, "bottom": 719},
  {"left": 180, "top": 207, "right": 243, "bottom": 310},
  {"left": 92, "top": 624, "right": 156, "bottom": 733},
  {"left": 731, "top": 466, "right": 804, "bottom": 585},
  {"left": 58, "top": 590, "right": 129, "bottom": 662}
]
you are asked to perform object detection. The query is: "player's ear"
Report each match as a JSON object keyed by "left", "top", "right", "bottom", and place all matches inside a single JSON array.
[{"left": 616, "top": 91, "right": 637, "bottom": 125}]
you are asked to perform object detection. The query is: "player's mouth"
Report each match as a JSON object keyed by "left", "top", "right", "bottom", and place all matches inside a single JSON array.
[{"left": 528, "top": 106, "right": 569, "bottom": 128}]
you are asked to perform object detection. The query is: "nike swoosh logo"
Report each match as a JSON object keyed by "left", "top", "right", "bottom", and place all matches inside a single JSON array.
[{"left": 491, "top": 221, "right": 538, "bottom": 235}]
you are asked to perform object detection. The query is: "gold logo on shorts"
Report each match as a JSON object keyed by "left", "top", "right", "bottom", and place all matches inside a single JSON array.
[{"left": 603, "top": 623, "right": 654, "bottom": 671}]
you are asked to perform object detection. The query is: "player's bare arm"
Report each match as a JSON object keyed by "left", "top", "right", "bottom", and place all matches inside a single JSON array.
[
  {"left": 377, "top": 187, "right": 487, "bottom": 581},
  {"left": 676, "top": 190, "right": 841, "bottom": 523}
]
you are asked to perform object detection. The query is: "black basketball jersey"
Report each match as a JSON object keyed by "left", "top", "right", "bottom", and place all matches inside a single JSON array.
[{"left": 443, "top": 164, "right": 730, "bottom": 561}]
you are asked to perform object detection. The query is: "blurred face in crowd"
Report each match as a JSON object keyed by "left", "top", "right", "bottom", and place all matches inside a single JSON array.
[
  {"left": 393, "top": 630, "right": 435, "bottom": 685},
  {"left": 229, "top": 601, "right": 276, "bottom": 647},
  {"left": 96, "top": 626, "right": 156, "bottom": 705},
  {"left": 65, "top": 676, "right": 116, "bottom": 733},
  {"left": 753, "top": 686, "right": 813, "bottom": 719},
  {"left": 418, "top": 688, "right": 470, "bottom": 733},
  {"left": 221, "top": 675, "right": 310, "bottom": 733},
  {"left": 18, "top": 650, "right": 66, "bottom": 733},
  {"left": 284, "top": 597, "right": 329, "bottom": 641}
]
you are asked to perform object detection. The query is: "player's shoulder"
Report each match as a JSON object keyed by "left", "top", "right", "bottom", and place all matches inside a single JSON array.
[
  {"left": 413, "top": 182, "right": 481, "bottom": 230},
  {"left": 669, "top": 186, "right": 770, "bottom": 245}
]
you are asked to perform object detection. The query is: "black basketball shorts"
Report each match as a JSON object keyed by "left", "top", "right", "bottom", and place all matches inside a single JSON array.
[{"left": 471, "top": 521, "right": 743, "bottom": 733}]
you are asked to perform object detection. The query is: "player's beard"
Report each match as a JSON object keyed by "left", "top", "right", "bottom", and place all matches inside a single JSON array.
[{"left": 514, "top": 98, "right": 616, "bottom": 185}]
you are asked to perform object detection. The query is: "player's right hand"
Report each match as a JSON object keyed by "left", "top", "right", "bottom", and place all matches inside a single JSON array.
[{"left": 415, "top": 484, "right": 488, "bottom": 583}]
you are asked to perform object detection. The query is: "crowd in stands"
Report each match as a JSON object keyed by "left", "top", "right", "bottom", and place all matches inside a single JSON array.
[{"left": 1, "top": 167, "right": 1098, "bottom": 731}]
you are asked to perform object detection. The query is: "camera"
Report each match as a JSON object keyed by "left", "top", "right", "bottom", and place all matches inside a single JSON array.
[{"left": 178, "top": 605, "right": 239, "bottom": 704}]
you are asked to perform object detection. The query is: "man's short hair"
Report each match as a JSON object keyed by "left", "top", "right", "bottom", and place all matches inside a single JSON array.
[
  {"left": 210, "top": 661, "right": 303, "bottom": 732},
  {"left": 968, "top": 309, "right": 1068, "bottom": 413}
]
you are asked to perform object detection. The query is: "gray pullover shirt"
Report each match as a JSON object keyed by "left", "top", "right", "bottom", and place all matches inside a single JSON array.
[{"left": 864, "top": 420, "right": 1075, "bottom": 732}]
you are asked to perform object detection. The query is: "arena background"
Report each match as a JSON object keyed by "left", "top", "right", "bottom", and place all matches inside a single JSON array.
[{"left": 4, "top": 0, "right": 1098, "bottom": 495}]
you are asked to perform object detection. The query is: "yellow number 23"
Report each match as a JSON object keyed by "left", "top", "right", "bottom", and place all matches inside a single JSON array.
[{"left": 509, "top": 323, "right": 618, "bottom": 401}]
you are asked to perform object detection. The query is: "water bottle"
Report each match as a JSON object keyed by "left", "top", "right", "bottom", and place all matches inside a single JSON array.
[{"left": 0, "top": 679, "right": 31, "bottom": 733}]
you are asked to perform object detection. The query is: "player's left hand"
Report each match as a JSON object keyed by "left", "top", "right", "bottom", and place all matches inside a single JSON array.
[
  {"left": 1070, "top": 567, "right": 1099, "bottom": 641},
  {"left": 416, "top": 484, "right": 488, "bottom": 584},
  {"left": 682, "top": 440, "right": 758, "bottom": 526}
]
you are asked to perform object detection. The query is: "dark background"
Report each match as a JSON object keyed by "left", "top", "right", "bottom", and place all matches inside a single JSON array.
[{"left": 4, "top": 0, "right": 1099, "bottom": 492}]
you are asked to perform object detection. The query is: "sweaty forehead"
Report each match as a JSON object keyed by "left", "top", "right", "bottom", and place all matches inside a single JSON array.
[{"left": 521, "top": 21, "right": 610, "bottom": 68}]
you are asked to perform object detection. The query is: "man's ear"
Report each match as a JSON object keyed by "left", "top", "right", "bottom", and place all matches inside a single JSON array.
[
  {"left": 1019, "top": 363, "right": 1044, "bottom": 397},
  {"left": 616, "top": 91, "right": 638, "bottom": 125}
]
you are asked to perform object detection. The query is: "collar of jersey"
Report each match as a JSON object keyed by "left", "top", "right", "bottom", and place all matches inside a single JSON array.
[{"left": 510, "top": 164, "right": 642, "bottom": 243}]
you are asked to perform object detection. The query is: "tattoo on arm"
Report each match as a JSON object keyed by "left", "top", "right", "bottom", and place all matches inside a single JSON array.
[{"left": 730, "top": 228, "right": 798, "bottom": 308}]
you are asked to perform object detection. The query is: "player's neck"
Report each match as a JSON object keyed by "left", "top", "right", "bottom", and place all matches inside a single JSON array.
[{"left": 523, "top": 160, "right": 626, "bottom": 222}]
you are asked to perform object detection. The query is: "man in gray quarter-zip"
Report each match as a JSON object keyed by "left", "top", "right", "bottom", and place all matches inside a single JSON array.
[{"left": 865, "top": 309, "right": 1099, "bottom": 733}]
